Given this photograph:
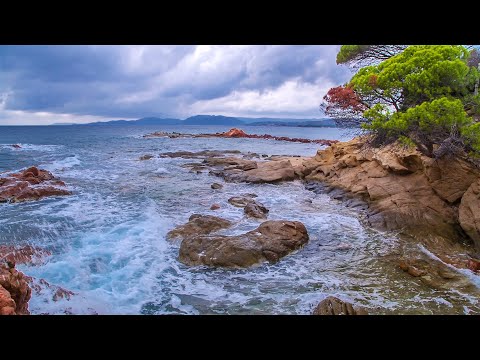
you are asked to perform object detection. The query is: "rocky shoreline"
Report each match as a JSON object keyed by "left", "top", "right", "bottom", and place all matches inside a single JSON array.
[
  {"left": 3, "top": 131, "right": 480, "bottom": 315},
  {"left": 146, "top": 134, "right": 480, "bottom": 286},
  {"left": 0, "top": 167, "right": 72, "bottom": 315}
]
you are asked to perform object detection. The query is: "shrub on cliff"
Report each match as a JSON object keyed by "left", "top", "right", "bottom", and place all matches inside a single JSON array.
[{"left": 323, "top": 45, "right": 480, "bottom": 158}]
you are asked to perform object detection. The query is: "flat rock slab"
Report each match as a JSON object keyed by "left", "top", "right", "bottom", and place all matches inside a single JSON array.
[{"left": 166, "top": 214, "right": 233, "bottom": 241}]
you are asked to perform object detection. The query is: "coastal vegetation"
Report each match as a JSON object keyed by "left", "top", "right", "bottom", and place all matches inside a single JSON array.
[{"left": 323, "top": 45, "right": 480, "bottom": 158}]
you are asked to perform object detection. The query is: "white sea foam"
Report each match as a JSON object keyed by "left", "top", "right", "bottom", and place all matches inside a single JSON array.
[
  {"left": 42, "top": 155, "right": 81, "bottom": 171},
  {"left": 0, "top": 143, "right": 63, "bottom": 152},
  {"left": 5, "top": 126, "right": 480, "bottom": 315}
]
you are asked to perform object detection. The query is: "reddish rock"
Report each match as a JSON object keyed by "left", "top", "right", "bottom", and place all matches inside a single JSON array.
[
  {"left": 0, "top": 263, "right": 31, "bottom": 315},
  {"left": 145, "top": 129, "right": 338, "bottom": 145},
  {"left": 210, "top": 204, "right": 221, "bottom": 210},
  {"left": 0, "top": 285, "right": 16, "bottom": 315},
  {"left": 223, "top": 128, "right": 248, "bottom": 138},
  {"left": 0, "top": 166, "right": 71, "bottom": 203},
  {"left": 467, "top": 258, "right": 480, "bottom": 273},
  {"left": 26, "top": 277, "right": 75, "bottom": 302},
  {"left": 0, "top": 245, "right": 51, "bottom": 266}
]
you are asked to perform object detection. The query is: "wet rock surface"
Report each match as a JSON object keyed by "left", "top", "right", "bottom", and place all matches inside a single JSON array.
[
  {"left": 0, "top": 262, "right": 31, "bottom": 315},
  {"left": 301, "top": 137, "right": 480, "bottom": 270},
  {"left": 179, "top": 220, "right": 309, "bottom": 268},
  {"left": 166, "top": 214, "right": 233, "bottom": 241},
  {"left": 244, "top": 201, "right": 269, "bottom": 219},
  {"left": 0, "top": 166, "right": 71, "bottom": 203},
  {"left": 312, "top": 296, "right": 368, "bottom": 315}
]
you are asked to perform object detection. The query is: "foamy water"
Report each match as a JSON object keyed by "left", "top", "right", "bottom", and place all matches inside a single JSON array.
[{"left": 1, "top": 125, "right": 479, "bottom": 314}]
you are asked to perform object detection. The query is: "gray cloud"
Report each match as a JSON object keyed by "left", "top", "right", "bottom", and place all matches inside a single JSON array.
[{"left": 0, "top": 45, "right": 351, "bottom": 123}]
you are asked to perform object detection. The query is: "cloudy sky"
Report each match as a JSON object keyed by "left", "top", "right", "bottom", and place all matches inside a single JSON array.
[{"left": 0, "top": 45, "right": 351, "bottom": 125}]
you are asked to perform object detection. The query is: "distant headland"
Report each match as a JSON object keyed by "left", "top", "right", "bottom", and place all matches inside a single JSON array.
[{"left": 51, "top": 114, "right": 338, "bottom": 128}]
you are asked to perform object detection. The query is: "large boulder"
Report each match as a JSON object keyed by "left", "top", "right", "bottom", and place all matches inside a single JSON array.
[
  {"left": 179, "top": 220, "right": 308, "bottom": 268},
  {"left": 166, "top": 214, "right": 233, "bottom": 241},
  {"left": 312, "top": 296, "right": 368, "bottom": 315},
  {"left": 459, "top": 179, "right": 480, "bottom": 252}
]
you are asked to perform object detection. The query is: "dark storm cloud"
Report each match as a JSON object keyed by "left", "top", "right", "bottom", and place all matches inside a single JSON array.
[{"left": 0, "top": 45, "right": 351, "bottom": 123}]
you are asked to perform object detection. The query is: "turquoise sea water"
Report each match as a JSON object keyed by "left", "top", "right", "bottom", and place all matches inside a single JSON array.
[{"left": 0, "top": 125, "right": 479, "bottom": 314}]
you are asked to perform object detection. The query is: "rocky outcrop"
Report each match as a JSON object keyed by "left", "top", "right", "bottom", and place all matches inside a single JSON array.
[
  {"left": 166, "top": 214, "right": 233, "bottom": 241},
  {"left": 312, "top": 296, "right": 368, "bottom": 315},
  {"left": 0, "top": 262, "right": 31, "bottom": 315},
  {"left": 179, "top": 220, "right": 308, "bottom": 268},
  {"left": 0, "top": 166, "right": 71, "bottom": 203},
  {"left": 0, "top": 245, "right": 51, "bottom": 266},
  {"left": 27, "top": 277, "right": 75, "bottom": 303},
  {"left": 146, "top": 128, "right": 338, "bottom": 146},
  {"left": 302, "top": 137, "right": 480, "bottom": 266},
  {"left": 459, "top": 179, "right": 480, "bottom": 252},
  {"left": 139, "top": 154, "right": 154, "bottom": 160}
]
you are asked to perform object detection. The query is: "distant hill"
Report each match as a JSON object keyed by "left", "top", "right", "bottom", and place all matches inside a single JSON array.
[
  {"left": 78, "top": 117, "right": 182, "bottom": 126},
  {"left": 238, "top": 117, "right": 333, "bottom": 124},
  {"left": 248, "top": 119, "right": 337, "bottom": 127},
  {"left": 51, "top": 115, "right": 339, "bottom": 127},
  {"left": 183, "top": 115, "right": 245, "bottom": 126}
]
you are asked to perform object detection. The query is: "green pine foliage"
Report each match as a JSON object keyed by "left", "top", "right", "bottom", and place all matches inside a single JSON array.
[{"left": 339, "top": 45, "right": 480, "bottom": 157}]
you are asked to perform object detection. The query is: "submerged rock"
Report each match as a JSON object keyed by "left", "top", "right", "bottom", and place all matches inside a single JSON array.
[
  {"left": 0, "top": 245, "right": 51, "bottom": 266},
  {"left": 139, "top": 154, "right": 154, "bottom": 160},
  {"left": 179, "top": 220, "right": 309, "bottom": 268},
  {"left": 166, "top": 214, "right": 233, "bottom": 241},
  {"left": 228, "top": 195, "right": 256, "bottom": 208},
  {"left": 398, "top": 254, "right": 475, "bottom": 290},
  {"left": 244, "top": 201, "right": 269, "bottom": 219},
  {"left": 0, "top": 166, "right": 71, "bottom": 203},
  {"left": 312, "top": 296, "right": 368, "bottom": 315},
  {"left": 211, "top": 183, "right": 223, "bottom": 190},
  {"left": 210, "top": 204, "right": 221, "bottom": 210}
]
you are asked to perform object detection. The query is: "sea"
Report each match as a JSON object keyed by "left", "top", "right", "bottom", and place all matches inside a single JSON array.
[{"left": 0, "top": 125, "right": 479, "bottom": 314}]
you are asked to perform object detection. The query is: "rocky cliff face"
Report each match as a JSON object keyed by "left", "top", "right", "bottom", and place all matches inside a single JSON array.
[
  {"left": 299, "top": 137, "right": 480, "bottom": 265},
  {"left": 0, "top": 263, "right": 31, "bottom": 315}
]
